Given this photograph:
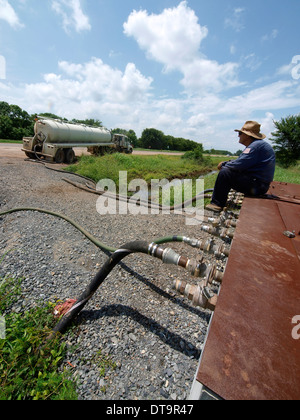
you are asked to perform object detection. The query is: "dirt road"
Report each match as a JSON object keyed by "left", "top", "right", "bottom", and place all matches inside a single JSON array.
[{"left": 0, "top": 143, "right": 183, "bottom": 161}]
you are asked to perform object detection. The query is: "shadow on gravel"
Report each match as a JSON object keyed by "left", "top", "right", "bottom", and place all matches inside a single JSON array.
[
  {"left": 65, "top": 253, "right": 210, "bottom": 359},
  {"left": 93, "top": 250, "right": 211, "bottom": 321},
  {"left": 118, "top": 259, "right": 211, "bottom": 321},
  {"left": 79, "top": 304, "right": 201, "bottom": 359}
]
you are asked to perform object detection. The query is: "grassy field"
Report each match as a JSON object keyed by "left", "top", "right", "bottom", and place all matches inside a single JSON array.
[
  {"left": 66, "top": 153, "right": 215, "bottom": 186},
  {"left": 0, "top": 139, "right": 22, "bottom": 143},
  {"left": 0, "top": 275, "right": 78, "bottom": 400},
  {"left": 1, "top": 136, "right": 298, "bottom": 186},
  {"left": 66, "top": 154, "right": 300, "bottom": 190},
  {"left": 274, "top": 162, "right": 300, "bottom": 184}
]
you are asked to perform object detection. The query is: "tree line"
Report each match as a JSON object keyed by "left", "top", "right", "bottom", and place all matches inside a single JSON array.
[
  {"left": 0, "top": 102, "right": 199, "bottom": 152},
  {"left": 0, "top": 102, "right": 33, "bottom": 140},
  {"left": 1, "top": 101, "right": 299, "bottom": 166}
]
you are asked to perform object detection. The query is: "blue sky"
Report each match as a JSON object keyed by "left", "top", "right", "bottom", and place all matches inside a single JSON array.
[{"left": 0, "top": 0, "right": 299, "bottom": 152}]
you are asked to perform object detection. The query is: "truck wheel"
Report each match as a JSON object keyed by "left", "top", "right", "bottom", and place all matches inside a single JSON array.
[
  {"left": 55, "top": 149, "right": 65, "bottom": 164},
  {"left": 64, "top": 148, "right": 75, "bottom": 164}
]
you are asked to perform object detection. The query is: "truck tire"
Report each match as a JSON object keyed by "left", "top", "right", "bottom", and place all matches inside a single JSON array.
[
  {"left": 55, "top": 148, "right": 65, "bottom": 164},
  {"left": 64, "top": 148, "right": 75, "bottom": 164}
]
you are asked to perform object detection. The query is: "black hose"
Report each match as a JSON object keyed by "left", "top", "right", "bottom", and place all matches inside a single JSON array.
[
  {"left": 0, "top": 207, "right": 117, "bottom": 253},
  {"left": 63, "top": 178, "right": 213, "bottom": 211},
  {"left": 0, "top": 207, "right": 201, "bottom": 254},
  {"left": 52, "top": 241, "right": 149, "bottom": 334},
  {"left": 26, "top": 157, "right": 213, "bottom": 209}
]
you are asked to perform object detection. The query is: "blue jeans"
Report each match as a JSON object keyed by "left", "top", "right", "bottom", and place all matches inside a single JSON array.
[{"left": 211, "top": 167, "right": 270, "bottom": 208}]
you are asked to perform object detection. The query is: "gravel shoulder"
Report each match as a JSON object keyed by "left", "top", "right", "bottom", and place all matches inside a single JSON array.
[
  {"left": 0, "top": 155, "right": 221, "bottom": 401},
  {"left": 0, "top": 143, "right": 183, "bottom": 160}
]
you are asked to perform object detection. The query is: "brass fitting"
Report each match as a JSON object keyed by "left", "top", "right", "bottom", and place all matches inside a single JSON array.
[
  {"left": 183, "top": 237, "right": 230, "bottom": 259},
  {"left": 172, "top": 279, "right": 217, "bottom": 311},
  {"left": 201, "top": 225, "right": 235, "bottom": 240}
]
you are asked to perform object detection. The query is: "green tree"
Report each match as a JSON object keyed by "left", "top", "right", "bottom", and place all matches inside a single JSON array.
[
  {"left": 182, "top": 144, "right": 205, "bottom": 163},
  {"left": 140, "top": 128, "right": 165, "bottom": 149},
  {"left": 0, "top": 101, "right": 10, "bottom": 116},
  {"left": 0, "top": 101, "right": 34, "bottom": 139},
  {"left": 127, "top": 130, "right": 138, "bottom": 147},
  {"left": 0, "top": 115, "right": 13, "bottom": 139},
  {"left": 271, "top": 115, "right": 300, "bottom": 167},
  {"left": 39, "top": 112, "right": 67, "bottom": 121},
  {"left": 72, "top": 118, "right": 103, "bottom": 127}
]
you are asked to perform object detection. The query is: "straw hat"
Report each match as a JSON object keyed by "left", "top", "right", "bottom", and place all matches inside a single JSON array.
[{"left": 234, "top": 121, "right": 266, "bottom": 140}]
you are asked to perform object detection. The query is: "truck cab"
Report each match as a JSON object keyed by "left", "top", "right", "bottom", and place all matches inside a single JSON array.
[{"left": 113, "top": 134, "right": 133, "bottom": 154}]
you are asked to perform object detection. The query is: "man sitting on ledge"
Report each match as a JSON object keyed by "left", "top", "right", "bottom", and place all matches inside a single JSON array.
[{"left": 206, "top": 121, "right": 276, "bottom": 213}]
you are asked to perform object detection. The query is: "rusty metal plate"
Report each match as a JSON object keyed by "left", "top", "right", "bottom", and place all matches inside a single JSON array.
[
  {"left": 269, "top": 181, "right": 300, "bottom": 200},
  {"left": 276, "top": 201, "right": 300, "bottom": 257},
  {"left": 197, "top": 182, "right": 300, "bottom": 400}
]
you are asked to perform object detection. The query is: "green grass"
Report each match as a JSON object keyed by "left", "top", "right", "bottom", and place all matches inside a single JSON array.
[
  {"left": 0, "top": 139, "right": 22, "bottom": 143},
  {"left": 0, "top": 273, "right": 78, "bottom": 400},
  {"left": 0, "top": 259, "right": 118, "bottom": 400},
  {"left": 66, "top": 153, "right": 214, "bottom": 187},
  {"left": 0, "top": 304, "right": 78, "bottom": 400},
  {"left": 65, "top": 154, "right": 299, "bottom": 204},
  {"left": 274, "top": 162, "right": 300, "bottom": 184},
  {"left": 134, "top": 148, "right": 184, "bottom": 154}
]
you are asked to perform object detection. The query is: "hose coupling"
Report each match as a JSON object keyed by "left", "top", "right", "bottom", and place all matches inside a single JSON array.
[
  {"left": 207, "top": 216, "right": 237, "bottom": 228},
  {"left": 172, "top": 279, "right": 217, "bottom": 311},
  {"left": 182, "top": 237, "right": 230, "bottom": 259},
  {"left": 205, "top": 263, "right": 224, "bottom": 284},
  {"left": 201, "top": 225, "right": 235, "bottom": 240},
  {"left": 148, "top": 243, "right": 223, "bottom": 281},
  {"left": 185, "top": 258, "right": 205, "bottom": 277},
  {"left": 148, "top": 243, "right": 205, "bottom": 277},
  {"left": 182, "top": 236, "right": 202, "bottom": 248},
  {"left": 148, "top": 243, "right": 181, "bottom": 265}
]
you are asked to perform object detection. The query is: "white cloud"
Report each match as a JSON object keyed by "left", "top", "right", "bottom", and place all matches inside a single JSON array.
[
  {"left": 0, "top": 4, "right": 299, "bottom": 152},
  {"left": 224, "top": 8, "right": 245, "bottom": 32},
  {"left": 221, "top": 80, "right": 300, "bottom": 116},
  {"left": 242, "top": 53, "right": 262, "bottom": 72},
  {"left": 20, "top": 58, "right": 153, "bottom": 128},
  {"left": 124, "top": 1, "right": 241, "bottom": 96},
  {"left": 181, "top": 58, "right": 242, "bottom": 94},
  {"left": 124, "top": 1, "right": 208, "bottom": 72},
  {"left": 2, "top": 54, "right": 299, "bottom": 152},
  {"left": 230, "top": 44, "right": 237, "bottom": 55},
  {"left": 1, "top": 61, "right": 300, "bottom": 152},
  {"left": 51, "top": 0, "right": 91, "bottom": 33},
  {"left": 260, "top": 112, "right": 276, "bottom": 141},
  {"left": 261, "top": 29, "right": 279, "bottom": 43},
  {"left": 0, "top": 0, "right": 24, "bottom": 29},
  {"left": 277, "top": 55, "right": 300, "bottom": 81}
]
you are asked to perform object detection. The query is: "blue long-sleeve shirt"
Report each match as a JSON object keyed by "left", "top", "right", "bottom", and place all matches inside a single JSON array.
[{"left": 223, "top": 140, "right": 276, "bottom": 184}]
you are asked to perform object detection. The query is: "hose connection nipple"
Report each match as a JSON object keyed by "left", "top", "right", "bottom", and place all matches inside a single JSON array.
[
  {"left": 182, "top": 236, "right": 202, "bottom": 248},
  {"left": 162, "top": 247, "right": 181, "bottom": 265},
  {"left": 172, "top": 279, "right": 217, "bottom": 311},
  {"left": 201, "top": 225, "right": 235, "bottom": 240},
  {"left": 185, "top": 258, "right": 205, "bottom": 277},
  {"left": 148, "top": 243, "right": 181, "bottom": 266}
]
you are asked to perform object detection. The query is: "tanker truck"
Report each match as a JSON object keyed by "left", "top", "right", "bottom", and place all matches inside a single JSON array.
[{"left": 22, "top": 117, "right": 133, "bottom": 163}]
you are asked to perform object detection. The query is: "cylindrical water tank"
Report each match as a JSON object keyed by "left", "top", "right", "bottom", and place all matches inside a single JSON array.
[{"left": 35, "top": 118, "right": 112, "bottom": 145}]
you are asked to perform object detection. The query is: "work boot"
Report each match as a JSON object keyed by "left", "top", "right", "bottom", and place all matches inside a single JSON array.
[{"left": 205, "top": 203, "right": 223, "bottom": 213}]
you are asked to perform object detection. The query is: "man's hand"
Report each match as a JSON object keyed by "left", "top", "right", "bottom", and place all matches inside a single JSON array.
[{"left": 217, "top": 162, "right": 224, "bottom": 171}]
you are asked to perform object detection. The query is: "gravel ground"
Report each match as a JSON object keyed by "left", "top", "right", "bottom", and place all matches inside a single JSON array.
[{"left": 0, "top": 156, "right": 227, "bottom": 401}]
